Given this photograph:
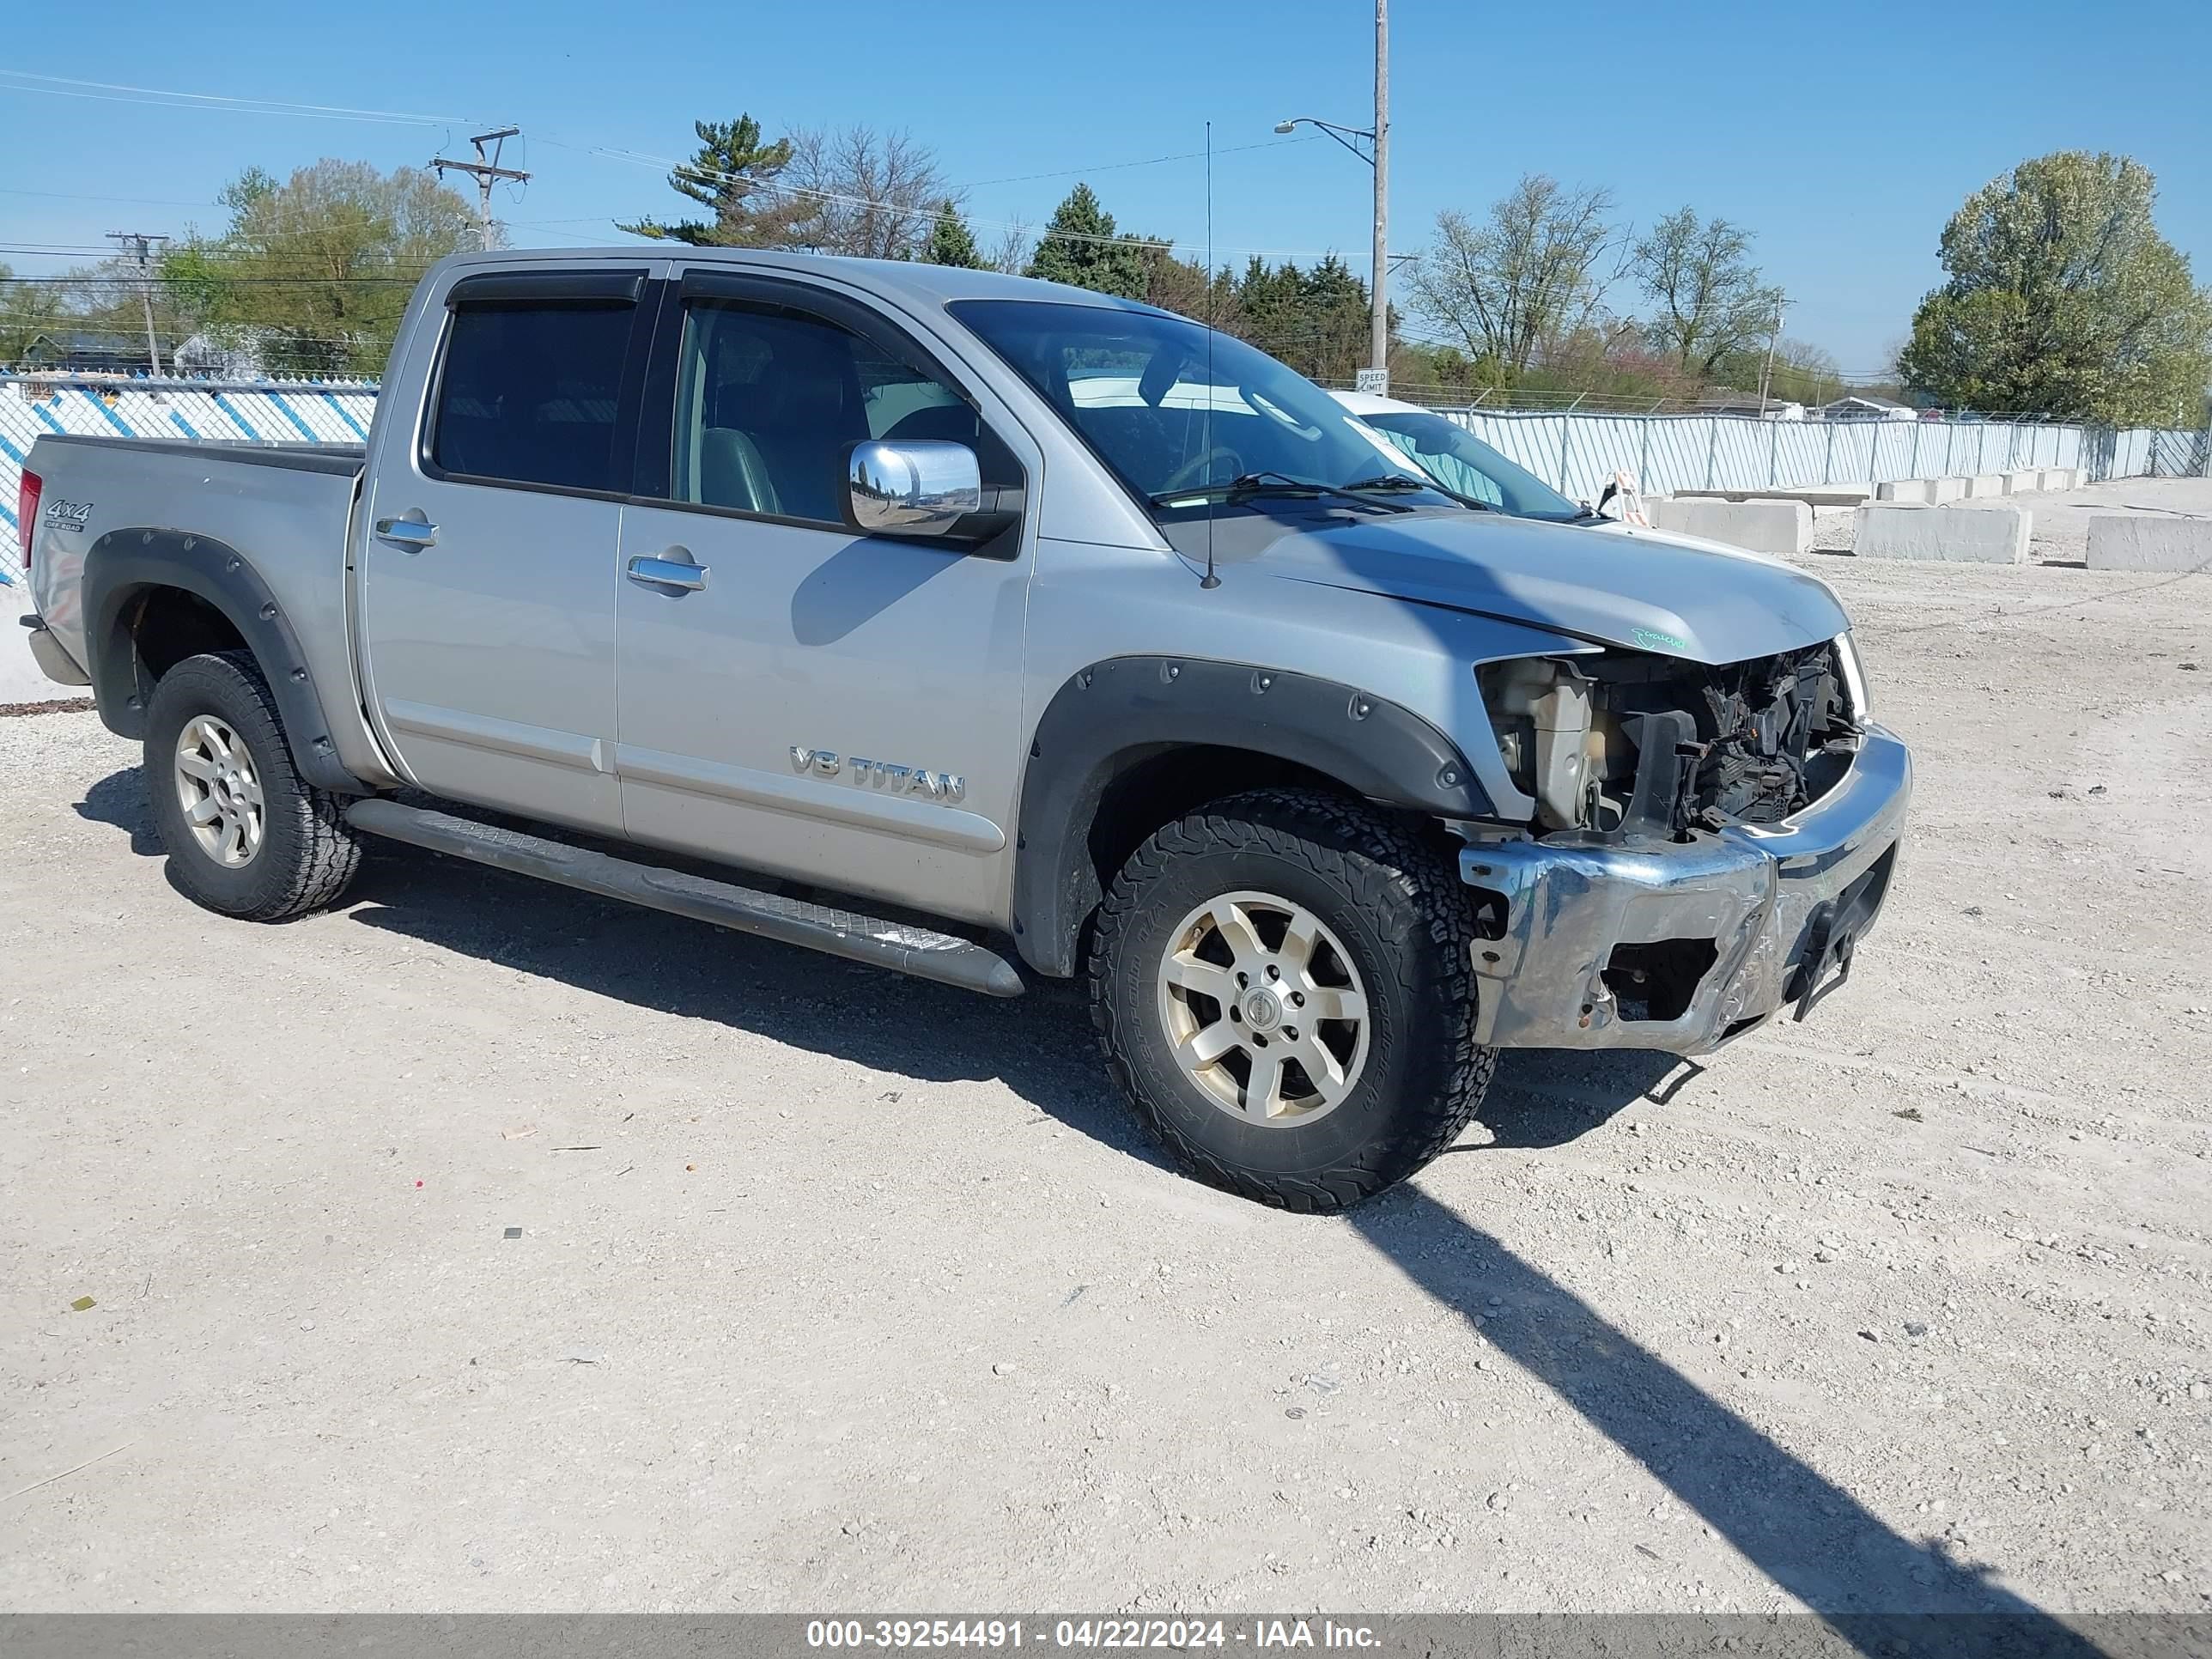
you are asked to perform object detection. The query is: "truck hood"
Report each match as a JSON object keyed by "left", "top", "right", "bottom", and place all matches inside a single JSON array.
[{"left": 1247, "top": 510, "right": 1848, "bottom": 665}]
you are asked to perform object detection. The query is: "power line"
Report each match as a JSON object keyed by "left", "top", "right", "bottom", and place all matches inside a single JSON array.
[
  {"left": 959, "top": 135, "right": 1321, "bottom": 189},
  {"left": 0, "top": 185, "right": 221, "bottom": 209},
  {"left": 0, "top": 70, "right": 467, "bottom": 127}
]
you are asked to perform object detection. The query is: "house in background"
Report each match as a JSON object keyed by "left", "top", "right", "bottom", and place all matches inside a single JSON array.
[{"left": 10, "top": 331, "right": 154, "bottom": 375}]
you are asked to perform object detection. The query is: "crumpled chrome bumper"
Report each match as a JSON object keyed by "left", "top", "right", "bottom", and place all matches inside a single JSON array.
[{"left": 1459, "top": 724, "right": 1911, "bottom": 1054}]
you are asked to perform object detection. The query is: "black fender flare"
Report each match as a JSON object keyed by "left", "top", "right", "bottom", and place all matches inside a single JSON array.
[
  {"left": 82, "top": 528, "right": 371, "bottom": 795},
  {"left": 1010, "top": 655, "right": 1496, "bottom": 976}
]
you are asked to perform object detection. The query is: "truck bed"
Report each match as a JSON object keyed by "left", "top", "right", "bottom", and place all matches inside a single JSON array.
[{"left": 23, "top": 433, "right": 365, "bottom": 743}]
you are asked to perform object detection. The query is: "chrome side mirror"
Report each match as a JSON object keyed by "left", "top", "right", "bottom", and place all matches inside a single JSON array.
[{"left": 844, "top": 440, "right": 983, "bottom": 539}]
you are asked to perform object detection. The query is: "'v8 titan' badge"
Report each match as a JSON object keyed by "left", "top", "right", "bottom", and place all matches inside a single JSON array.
[{"left": 791, "top": 747, "right": 966, "bottom": 804}]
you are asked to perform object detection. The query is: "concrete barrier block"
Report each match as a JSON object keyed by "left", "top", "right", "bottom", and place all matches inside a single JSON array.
[
  {"left": 2039, "top": 467, "right": 2081, "bottom": 492},
  {"left": 2085, "top": 514, "right": 2212, "bottom": 572},
  {"left": 1876, "top": 478, "right": 1939, "bottom": 503},
  {"left": 2002, "top": 470, "right": 2040, "bottom": 493},
  {"left": 1673, "top": 485, "right": 1874, "bottom": 507},
  {"left": 1649, "top": 496, "right": 1813, "bottom": 556},
  {"left": 1929, "top": 477, "right": 1968, "bottom": 502},
  {"left": 1850, "top": 503, "right": 2030, "bottom": 563},
  {"left": 1961, "top": 474, "right": 2008, "bottom": 498}
]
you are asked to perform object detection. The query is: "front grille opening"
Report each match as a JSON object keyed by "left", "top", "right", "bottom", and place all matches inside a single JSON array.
[{"left": 1602, "top": 938, "right": 1719, "bottom": 1023}]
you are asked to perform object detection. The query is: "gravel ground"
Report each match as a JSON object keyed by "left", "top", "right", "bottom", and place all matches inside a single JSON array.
[{"left": 1, "top": 547, "right": 2208, "bottom": 1620}]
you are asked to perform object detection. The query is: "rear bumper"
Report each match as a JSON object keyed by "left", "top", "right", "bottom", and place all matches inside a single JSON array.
[
  {"left": 1459, "top": 723, "right": 1911, "bottom": 1054},
  {"left": 21, "top": 619, "right": 92, "bottom": 688}
]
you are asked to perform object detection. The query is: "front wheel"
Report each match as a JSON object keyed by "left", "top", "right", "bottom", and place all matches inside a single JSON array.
[
  {"left": 143, "top": 651, "right": 363, "bottom": 921},
  {"left": 1090, "top": 789, "right": 1496, "bottom": 1212}
]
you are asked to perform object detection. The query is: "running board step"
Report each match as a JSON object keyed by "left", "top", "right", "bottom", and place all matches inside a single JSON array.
[{"left": 343, "top": 798, "right": 1025, "bottom": 998}]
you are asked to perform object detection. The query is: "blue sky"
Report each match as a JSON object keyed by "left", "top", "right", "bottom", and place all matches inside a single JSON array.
[{"left": 5, "top": 0, "right": 2209, "bottom": 373}]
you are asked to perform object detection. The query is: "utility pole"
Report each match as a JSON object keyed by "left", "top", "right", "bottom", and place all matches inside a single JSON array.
[
  {"left": 1370, "top": 0, "right": 1390, "bottom": 390},
  {"left": 432, "top": 126, "right": 530, "bottom": 251},
  {"left": 1756, "top": 297, "right": 1789, "bottom": 415},
  {"left": 107, "top": 231, "right": 170, "bottom": 377}
]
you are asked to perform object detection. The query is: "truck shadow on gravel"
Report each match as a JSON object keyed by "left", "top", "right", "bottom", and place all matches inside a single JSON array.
[
  {"left": 76, "top": 767, "right": 164, "bottom": 856},
  {"left": 343, "top": 828, "right": 1174, "bottom": 1165},
  {"left": 72, "top": 766, "right": 1682, "bottom": 1157},
  {"left": 1356, "top": 1193, "right": 2103, "bottom": 1650}
]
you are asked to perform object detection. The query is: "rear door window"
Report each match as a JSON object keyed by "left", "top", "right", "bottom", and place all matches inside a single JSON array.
[{"left": 430, "top": 301, "right": 635, "bottom": 493}]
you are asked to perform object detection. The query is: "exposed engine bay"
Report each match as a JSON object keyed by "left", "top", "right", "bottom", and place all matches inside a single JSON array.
[{"left": 1481, "top": 641, "right": 1858, "bottom": 837}]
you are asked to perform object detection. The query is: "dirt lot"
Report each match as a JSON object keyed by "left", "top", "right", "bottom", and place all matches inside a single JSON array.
[{"left": 2, "top": 535, "right": 2209, "bottom": 1621}]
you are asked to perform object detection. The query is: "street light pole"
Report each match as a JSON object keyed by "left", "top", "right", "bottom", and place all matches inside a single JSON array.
[
  {"left": 1370, "top": 0, "right": 1389, "bottom": 389},
  {"left": 1272, "top": 2, "right": 1390, "bottom": 392}
]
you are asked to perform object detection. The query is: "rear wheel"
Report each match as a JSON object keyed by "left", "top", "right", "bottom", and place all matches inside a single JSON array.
[
  {"left": 143, "top": 651, "right": 363, "bottom": 921},
  {"left": 1090, "top": 788, "right": 1495, "bottom": 1212}
]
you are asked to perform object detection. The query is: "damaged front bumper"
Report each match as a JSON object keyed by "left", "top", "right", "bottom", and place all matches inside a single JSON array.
[{"left": 1460, "top": 723, "right": 1911, "bottom": 1054}]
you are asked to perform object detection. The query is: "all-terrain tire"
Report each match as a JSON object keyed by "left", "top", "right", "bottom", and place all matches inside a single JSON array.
[
  {"left": 1090, "top": 787, "right": 1497, "bottom": 1212},
  {"left": 143, "top": 650, "right": 363, "bottom": 921}
]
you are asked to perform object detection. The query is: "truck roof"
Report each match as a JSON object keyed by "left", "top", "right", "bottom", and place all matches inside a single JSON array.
[{"left": 429, "top": 245, "right": 1161, "bottom": 315}]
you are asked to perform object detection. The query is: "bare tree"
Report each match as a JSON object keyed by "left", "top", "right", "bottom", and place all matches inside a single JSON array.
[
  {"left": 1632, "top": 208, "right": 1784, "bottom": 378},
  {"left": 1407, "top": 174, "right": 1617, "bottom": 379},
  {"left": 1765, "top": 337, "right": 1843, "bottom": 406},
  {"left": 987, "top": 215, "right": 1033, "bottom": 276},
  {"left": 782, "top": 125, "right": 953, "bottom": 260}
]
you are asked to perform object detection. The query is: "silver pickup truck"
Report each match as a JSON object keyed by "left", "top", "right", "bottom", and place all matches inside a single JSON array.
[{"left": 19, "top": 248, "right": 1910, "bottom": 1211}]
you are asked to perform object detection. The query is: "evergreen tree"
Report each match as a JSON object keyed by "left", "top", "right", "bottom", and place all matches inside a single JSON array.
[
  {"left": 1025, "top": 184, "right": 1149, "bottom": 300},
  {"left": 921, "top": 199, "right": 985, "bottom": 269},
  {"left": 1231, "top": 256, "right": 1374, "bottom": 381},
  {"left": 619, "top": 116, "right": 805, "bottom": 248}
]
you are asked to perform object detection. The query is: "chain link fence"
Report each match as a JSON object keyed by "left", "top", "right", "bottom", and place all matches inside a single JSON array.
[
  {"left": 3, "top": 374, "right": 2208, "bottom": 589},
  {"left": 1, "top": 375, "right": 375, "bottom": 586},
  {"left": 1443, "top": 409, "right": 2210, "bottom": 507}
]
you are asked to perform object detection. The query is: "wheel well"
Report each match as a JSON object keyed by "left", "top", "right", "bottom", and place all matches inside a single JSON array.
[
  {"left": 129, "top": 586, "right": 247, "bottom": 683},
  {"left": 1085, "top": 744, "right": 1356, "bottom": 905}
]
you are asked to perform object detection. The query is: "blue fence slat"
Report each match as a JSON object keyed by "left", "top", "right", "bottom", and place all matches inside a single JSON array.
[
  {"left": 322, "top": 392, "right": 371, "bottom": 441},
  {"left": 264, "top": 390, "right": 319, "bottom": 443}
]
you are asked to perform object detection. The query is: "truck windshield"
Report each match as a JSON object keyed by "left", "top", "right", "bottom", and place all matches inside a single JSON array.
[
  {"left": 949, "top": 300, "right": 1453, "bottom": 518},
  {"left": 1352, "top": 410, "right": 1584, "bottom": 521}
]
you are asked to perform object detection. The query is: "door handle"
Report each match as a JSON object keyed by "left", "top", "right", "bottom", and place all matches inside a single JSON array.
[
  {"left": 374, "top": 515, "right": 438, "bottom": 549},
  {"left": 627, "top": 554, "right": 709, "bottom": 592}
]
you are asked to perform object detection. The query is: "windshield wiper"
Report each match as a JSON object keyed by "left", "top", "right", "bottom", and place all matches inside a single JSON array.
[
  {"left": 1151, "top": 471, "right": 1413, "bottom": 514},
  {"left": 1342, "top": 472, "right": 1497, "bottom": 512}
]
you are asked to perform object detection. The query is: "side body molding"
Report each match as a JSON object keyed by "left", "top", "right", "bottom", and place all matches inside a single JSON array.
[
  {"left": 80, "top": 528, "right": 373, "bottom": 795},
  {"left": 1011, "top": 655, "right": 1497, "bottom": 976}
]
